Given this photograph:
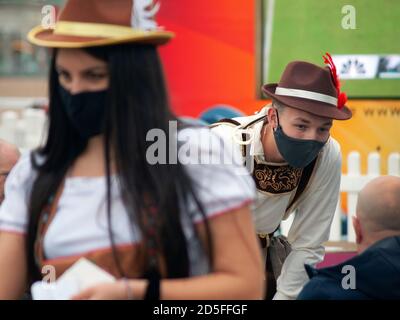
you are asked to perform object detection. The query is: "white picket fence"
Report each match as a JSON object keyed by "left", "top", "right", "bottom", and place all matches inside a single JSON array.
[{"left": 281, "top": 151, "right": 400, "bottom": 243}]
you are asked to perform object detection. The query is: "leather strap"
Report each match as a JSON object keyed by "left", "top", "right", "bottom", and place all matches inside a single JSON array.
[
  {"left": 214, "top": 118, "right": 241, "bottom": 126},
  {"left": 285, "top": 157, "right": 317, "bottom": 213}
]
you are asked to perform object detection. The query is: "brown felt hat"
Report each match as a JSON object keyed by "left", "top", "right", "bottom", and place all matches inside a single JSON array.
[
  {"left": 27, "top": 0, "right": 174, "bottom": 48},
  {"left": 262, "top": 59, "right": 352, "bottom": 120}
]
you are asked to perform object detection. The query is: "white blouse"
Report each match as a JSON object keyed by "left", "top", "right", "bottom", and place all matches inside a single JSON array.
[{"left": 0, "top": 127, "right": 256, "bottom": 276}]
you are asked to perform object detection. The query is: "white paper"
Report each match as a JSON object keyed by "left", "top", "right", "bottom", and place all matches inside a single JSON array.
[{"left": 31, "top": 258, "right": 116, "bottom": 300}]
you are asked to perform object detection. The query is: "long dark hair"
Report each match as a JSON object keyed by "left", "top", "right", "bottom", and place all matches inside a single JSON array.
[{"left": 26, "top": 44, "right": 213, "bottom": 282}]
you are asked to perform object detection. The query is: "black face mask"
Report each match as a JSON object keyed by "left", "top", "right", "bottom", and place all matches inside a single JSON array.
[
  {"left": 58, "top": 85, "right": 108, "bottom": 139},
  {"left": 272, "top": 109, "right": 327, "bottom": 168}
]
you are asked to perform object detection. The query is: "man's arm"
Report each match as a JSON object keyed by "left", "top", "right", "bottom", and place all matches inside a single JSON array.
[
  {"left": 274, "top": 139, "right": 342, "bottom": 300},
  {"left": 0, "top": 232, "right": 27, "bottom": 299}
]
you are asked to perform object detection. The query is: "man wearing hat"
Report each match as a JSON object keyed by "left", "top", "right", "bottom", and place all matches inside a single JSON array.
[{"left": 210, "top": 54, "right": 352, "bottom": 300}]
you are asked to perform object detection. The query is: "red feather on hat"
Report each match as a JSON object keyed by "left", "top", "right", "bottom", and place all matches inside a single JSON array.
[{"left": 322, "top": 52, "right": 347, "bottom": 109}]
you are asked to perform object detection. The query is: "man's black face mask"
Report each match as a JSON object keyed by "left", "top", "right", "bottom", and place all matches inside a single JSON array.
[{"left": 272, "top": 108, "right": 327, "bottom": 168}]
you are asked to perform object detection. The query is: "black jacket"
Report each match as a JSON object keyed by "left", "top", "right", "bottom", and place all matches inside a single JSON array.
[{"left": 298, "top": 236, "right": 400, "bottom": 300}]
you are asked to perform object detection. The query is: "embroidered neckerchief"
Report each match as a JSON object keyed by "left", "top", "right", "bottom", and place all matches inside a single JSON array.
[{"left": 253, "top": 158, "right": 303, "bottom": 195}]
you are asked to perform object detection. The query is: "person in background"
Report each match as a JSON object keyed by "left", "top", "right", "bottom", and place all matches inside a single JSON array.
[{"left": 298, "top": 175, "right": 400, "bottom": 300}]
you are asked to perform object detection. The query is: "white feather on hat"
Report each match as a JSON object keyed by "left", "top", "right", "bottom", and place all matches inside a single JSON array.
[{"left": 132, "top": 0, "right": 161, "bottom": 30}]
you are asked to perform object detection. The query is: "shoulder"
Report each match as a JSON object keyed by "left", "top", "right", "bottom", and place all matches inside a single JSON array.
[
  {"left": 298, "top": 273, "right": 369, "bottom": 300},
  {"left": 7, "top": 151, "right": 36, "bottom": 186},
  {"left": 178, "top": 126, "right": 245, "bottom": 167},
  {"left": 0, "top": 151, "right": 38, "bottom": 234},
  {"left": 178, "top": 126, "right": 228, "bottom": 157},
  {"left": 209, "top": 110, "right": 266, "bottom": 136},
  {"left": 298, "top": 265, "right": 346, "bottom": 300},
  {"left": 5, "top": 150, "right": 46, "bottom": 198},
  {"left": 177, "top": 126, "right": 256, "bottom": 220},
  {"left": 298, "top": 276, "right": 340, "bottom": 300},
  {"left": 209, "top": 113, "right": 264, "bottom": 157},
  {"left": 209, "top": 119, "right": 241, "bottom": 144},
  {"left": 178, "top": 125, "right": 223, "bottom": 147}
]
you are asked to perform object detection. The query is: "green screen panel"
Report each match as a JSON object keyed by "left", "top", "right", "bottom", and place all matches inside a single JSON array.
[{"left": 263, "top": 0, "right": 400, "bottom": 98}]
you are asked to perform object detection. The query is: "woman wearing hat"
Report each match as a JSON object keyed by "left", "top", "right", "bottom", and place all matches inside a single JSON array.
[
  {"left": 0, "top": 0, "right": 263, "bottom": 299},
  {"left": 211, "top": 56, "right": 352, "bottom": 300}
]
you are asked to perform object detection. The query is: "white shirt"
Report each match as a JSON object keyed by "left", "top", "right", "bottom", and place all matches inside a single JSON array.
[
  {"left": 0, "top": 127, "right": 256, "bottom": 277},
  {"left": 211, "top": 106, "right": 342, "bottom": 299}
]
